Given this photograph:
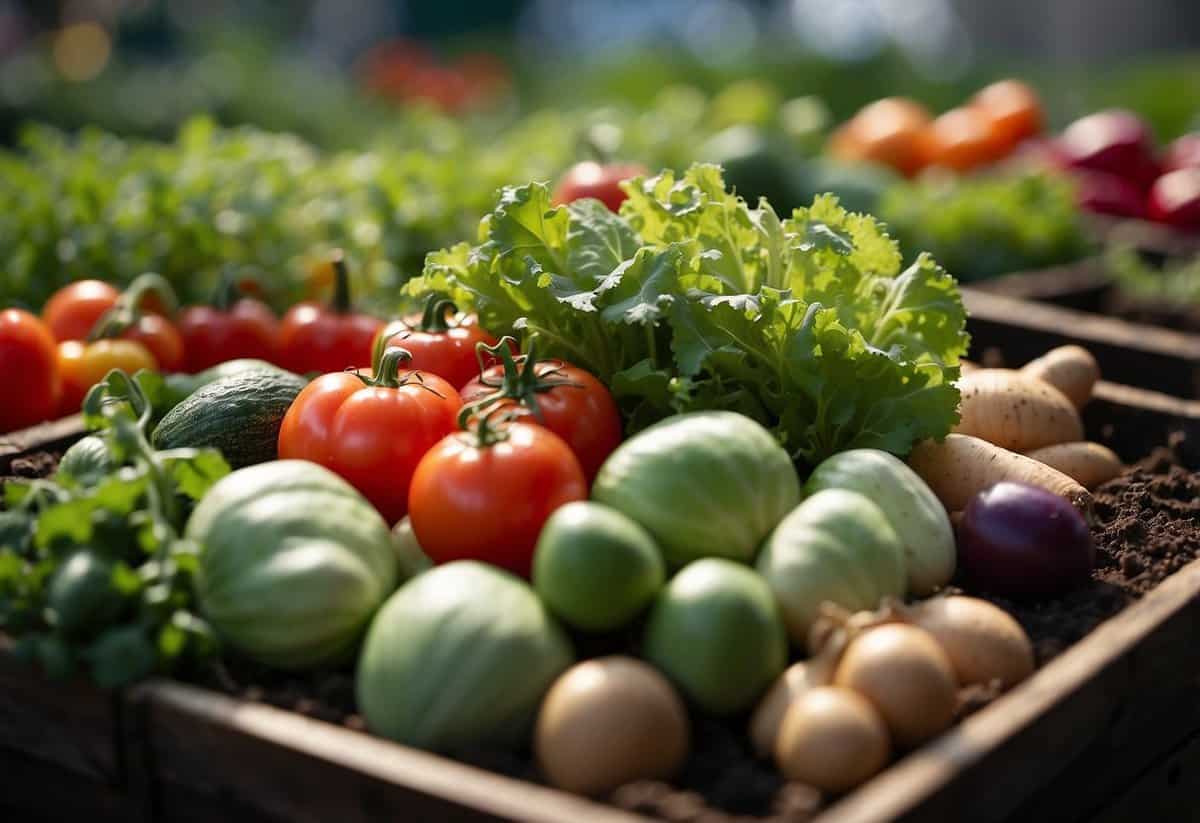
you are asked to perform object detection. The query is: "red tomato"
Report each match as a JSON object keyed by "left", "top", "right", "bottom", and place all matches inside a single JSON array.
[
  {"left": 1147, "top": 168, "right": 1200, "bottom": 231},
  {"left": 277, "top": 362, "right": 461, "bottom": 524},
  {"left": 460, "top": 353, "right": 621, "bottom": 482},
  {"left": 177, "top": 299, "right": 280, "bottom": 373},
  {"left": 374, "top": 299, "right": 500, "bottom": 389},
  {"left": 970, "top": 79, "right": 1043, "bottom": 150},
  {"left": 122, "top": 313, "right": 184, "bottom": 373},
  {"left": 409, "top": 421, "right": 587, "bottom": 577},
  {"left": 552, "top": 161, "right": 649, "bottom": 213},
  {"left": 57, "top": 339, "right": 157, "bottom": 417},
  {"left": 919, "top": 107, "right": 1007, "bottom": 172},
  {"left": 42, "top": 280, "right": 120, "bottom": 342},
  {"left": 277, "top": 254, "right": 384, "bottom": 374},
  {"left": 0, "top": 309, "right": 61, "bottom": 433}
]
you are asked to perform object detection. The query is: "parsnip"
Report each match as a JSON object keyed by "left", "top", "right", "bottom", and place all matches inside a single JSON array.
[
  {"left": 1020, "top": 345, "right": 1100, "bottom": 409},
  {"left": 954, "top": 369, "right": 1083, "bottom": 452},
  {"left": 909, "top": 434, "right": 1091, "bottom": 513},
  {"left": 1024, "top": 442, "right": 1124, "bottom": 490}
]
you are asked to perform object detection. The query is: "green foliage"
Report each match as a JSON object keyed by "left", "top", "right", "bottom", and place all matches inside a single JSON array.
[
  {"left": 877, "top": 172, "right": 1092, "bottom": 282},
  {"left": 0, "top": 370, "right": 229, "bottom": 689},
  {"left": 407, "top": 164, "right": 967, "bottom": 463},
  {"left": 1107, "top": 246, "right": 1200, "bottom": 304}
]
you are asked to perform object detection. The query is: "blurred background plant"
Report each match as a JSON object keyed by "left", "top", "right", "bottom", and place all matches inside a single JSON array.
[{"left": 0, "top": 0, "right": 1196, "bottom": 310}]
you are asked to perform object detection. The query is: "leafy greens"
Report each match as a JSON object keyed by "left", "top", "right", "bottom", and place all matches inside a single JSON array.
[{"left": 406, "top": 163, "right": 968, "bottom": 463}]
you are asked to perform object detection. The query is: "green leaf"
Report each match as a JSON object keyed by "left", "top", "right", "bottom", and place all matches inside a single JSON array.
[
  {"left": 86, "top": 624, "right": 157, "bottom": 689},
  {"left": 599, "top": 245, "right": 684, "bottom": 326},
  {"left": 166, "top": 449, "right": 231, "bottom": 501},
  {"left": 35, "top": 499, "right": 97, "bottom": 550}
]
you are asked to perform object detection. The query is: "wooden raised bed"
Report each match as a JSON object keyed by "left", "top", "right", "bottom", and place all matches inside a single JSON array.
[
  {"left": 3, "top": 384, "right": 1200, "bottom": 823},
  {"left": 963, "top": 286, "right": 1200, "bottom": 399}
]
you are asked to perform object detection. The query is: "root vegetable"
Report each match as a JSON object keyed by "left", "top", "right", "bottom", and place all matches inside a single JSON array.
[
  {"left": 953, "top": 369, "right": 1083, "bottom": 451},
  {"left": 535, "top": 656, "right": 689, "bottom": 795},
  {"left": 909, "top": 434, "right": 1091, "bottom": 513},
  {"left": 1019, "top": 346, "right": 1100, "bottom": 410},
  {"left": 1024, "top": 442, "right": 1124, "bottom": 490},
  {"left": 833, "top": 624, "right": 958, "bottom": 748},
  {"left": 750, "top": 659, "right": 835, "bottom": 758},
  {"left": 906, "top": 596, "right": 1034, "bottom": 689},
  {"left": 774, "top": 686, "right": 891, "bottom": 793}
]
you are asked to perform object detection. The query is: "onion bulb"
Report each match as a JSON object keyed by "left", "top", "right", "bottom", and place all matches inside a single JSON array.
[
  {"left": 774, "top": 686, "right": 891, "bottom": 793},
  {"left": 833, "top": 623, "right": 957, "bottom": 748},
  {"left": 907, "top": 596, "right": 1034, "bottom": 689}
]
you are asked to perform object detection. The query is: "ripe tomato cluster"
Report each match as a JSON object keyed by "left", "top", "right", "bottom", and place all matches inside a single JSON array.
[{"left": 280, "top": 321, "right": 622, "bottom": 578}]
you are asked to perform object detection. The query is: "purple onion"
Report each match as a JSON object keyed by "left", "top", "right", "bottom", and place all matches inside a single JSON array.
[{"left": 960, "top": 482, "right": 1094, "bottom": 598}]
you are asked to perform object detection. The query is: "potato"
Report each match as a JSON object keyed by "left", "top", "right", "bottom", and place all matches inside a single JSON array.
[
  {"left": 953, "top": 369, "right": 1083, "bottom": 452},
  {"left": 1020, "top": 345, "right": 1100, "bottom": 409},
  {"left": 1024, "top": 442, "right": 1124, "bottom": 490}
]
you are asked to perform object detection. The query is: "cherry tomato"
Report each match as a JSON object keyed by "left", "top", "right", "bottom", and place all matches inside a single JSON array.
[
  {"left": 42, "top": 280, "right": 120, "bottom": 342},
  {"left": 58, "top": 339, "right": 157, "bottom": 417},
  {"left": 828, "top": 98, "right": 932, "bottom": 177},
  {"left": 122, "top": 313, "right": 185, "bottom": 373},
  {"left": 919, "top": 107, "right": 1007, "bottom": 172},
  {"left": 177, "top": 299, "right": 280, "bottom": 373},
  {"left": 460, "top": 343, "right": 621, "bottom": 482},
  {"left": 552, "top": 161, "right": 649, "bottom": 213},
  {"left": 277, "top": 353, "right": 461, "bottom": 524},
  {"left": 970, "top": 79, "right": 1043, "bottom": 150},
  {"left": 0, "top": 309, "right": 61, "bottom": 433},
  {"left": 409, "top": 421, "right": 588, "bottom": 577},
  {"left": 278, "top": 254, "right": 383, "bottom": 374},
  {"left": 374, "top": 298, "right": 500, "bottom": 390}
]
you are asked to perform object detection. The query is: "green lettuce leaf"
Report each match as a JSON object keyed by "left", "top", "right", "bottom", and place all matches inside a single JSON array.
[{"left": 407, "top": 164, "right": 967, "bottom": 463}]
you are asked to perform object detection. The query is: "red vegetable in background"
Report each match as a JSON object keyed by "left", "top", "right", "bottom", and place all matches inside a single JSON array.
[
  {"left": 177, "top": 274, "right": 280, "bottom": 373},
  {"left": 1147, "top": 167, "right": 1200, "bottom": 231},
  {"left": 80, "top": 272, "right": 184, "bottom": 372},
  {"left": 277, "top": 342, "right": 461, "bottom": 524},
  {"left": 409, "top": 416, "right": 587, "bottom": 577},
  {"left": 958, "top": 481, "right": 1094, "bottom": 598},
  {"left": 1057, "top": 109, "right": 1159, "bottom": 190},
  {"left": 552, "top": 161, "right": 648, "bottom": 213},
  {"left": 42, "top": 279, "right": 120, "bottom": 343},
  {"left": 459, "top": 337, "right": 622, "bottom": 481},
  {"left": 373, "top": 297, "right": 500, "bottom": 390},
  {"left": 0, "top": 308, "right": 61, "bottom": 433},
  {"left": 1163, "top": 134, "right": 1200, "bottom": 172},
  {"left": 1070, "top": 169, "right": 1147, "bottom": 219},
  {"left": 278, "top": 251, "right": 384, "bottom": 374}
]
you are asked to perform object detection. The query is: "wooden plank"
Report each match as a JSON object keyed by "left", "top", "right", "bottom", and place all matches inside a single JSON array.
[
  {"left": 0, "top": 745, "right": 130, "bottom": 823},
  {"left": 813, "top": 555, "right": 1200, "bottom": 823},
  {"left": 0, "top": 634, "right": 122, "bottom": 783},
  {"left": 0, "top": 414, "right": 86, "bottom": 471},
  {"left": 139, "top": 681, "right": 648, "bottom": 823},
  {"left": 964, "top": 288, "right": 1200, "bottom": 398},
  {"left": 1089, "top": 727, "right": 1200, "bottom": 823},
  {"left": 969, "top": 260, "right": 1111, "bottom": 312}
]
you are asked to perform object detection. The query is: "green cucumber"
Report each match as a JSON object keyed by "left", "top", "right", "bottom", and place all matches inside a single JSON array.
[
  {"left": 162, "top": 359, "right": 291, "bottom": 410},
  {"left": 152, "top": 370, "right": 307, "bottom": 467}
]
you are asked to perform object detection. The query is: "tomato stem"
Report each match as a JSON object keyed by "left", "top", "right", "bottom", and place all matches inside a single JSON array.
[
  {"left": 416, "top": 295, "right": 459, "bottom": 333},
  {"left": 470, "top": 404, "right": 514, "bottom": 448},
  {"left": 330, "top": 250, "right": 352, "bottom": 314},
  {"left": 87, "top": 272, "right": 179, "bottom": 342},
  {"left": 211, "top": 265, "right": 247, "bottom": 311},
  {"left": 455, "top": 334, "right": 582, "bottom": 429}
]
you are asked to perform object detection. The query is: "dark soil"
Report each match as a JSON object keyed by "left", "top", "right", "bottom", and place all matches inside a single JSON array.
[{"left": 8, "top": 442, "right": 1200, "bottom": 822}]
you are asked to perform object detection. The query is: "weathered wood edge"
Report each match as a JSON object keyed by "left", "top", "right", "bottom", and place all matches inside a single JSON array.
[
  {"left": 0, "top": 414, "right": 85, "bottom": 470},
  {"left": 137, "top": 681, "right": 649, "bottom": 823},
  {"left": 963, "top": 288, "right": 1200, "bottom": 362},
  {"left": 813, "top": 554, "right": 1200, "bottom": 823}
]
